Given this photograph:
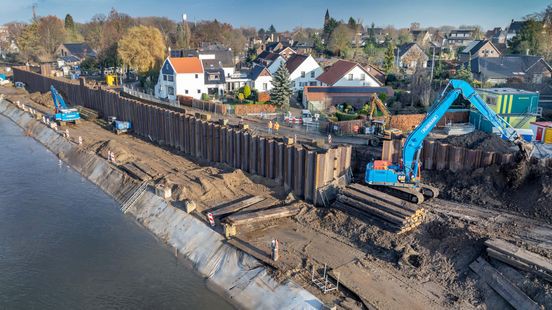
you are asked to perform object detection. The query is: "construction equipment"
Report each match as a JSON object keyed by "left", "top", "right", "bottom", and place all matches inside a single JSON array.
[
  {"left": 334, "top": 80, "right": 530, "bottom": 233},
  {"left": 365, "top": 79, "right": 529, "bottom": 203},
  {"left": 363, "top": 94, "right": 402, "bottom": 146},
  {"left": 109, "top": 117, "right": 132, "bottom": 135},
  {"left": 50, "top": 85, "right": 80, "bottom": 125}
]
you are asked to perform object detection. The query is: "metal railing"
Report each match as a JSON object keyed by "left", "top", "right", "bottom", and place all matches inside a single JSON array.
[{"left": 122, "top": 86, "right": 179, "bottom": 108}]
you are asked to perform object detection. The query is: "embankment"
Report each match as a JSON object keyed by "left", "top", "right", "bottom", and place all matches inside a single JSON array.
[{"left": 0, "top": 99, "right": 324, "bottom": 309}]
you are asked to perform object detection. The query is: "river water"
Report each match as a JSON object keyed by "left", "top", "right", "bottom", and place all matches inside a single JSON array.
[{"left": 0, "top": 114, "right": 233, "bottom": 309}]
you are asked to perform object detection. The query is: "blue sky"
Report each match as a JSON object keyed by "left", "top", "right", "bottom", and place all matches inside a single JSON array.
[{"left": 0, "top": 0, "right": 550, "bottom": 30}]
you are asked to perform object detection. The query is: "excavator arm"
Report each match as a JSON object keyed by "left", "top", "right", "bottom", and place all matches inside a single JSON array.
[{"left": 402, "top": 79, "right": 526, "bottom": 182}]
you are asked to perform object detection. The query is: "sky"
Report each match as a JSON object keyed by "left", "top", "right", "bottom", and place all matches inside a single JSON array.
[{"left": 0, "top": 0, "right": 550, "bottom": 30}]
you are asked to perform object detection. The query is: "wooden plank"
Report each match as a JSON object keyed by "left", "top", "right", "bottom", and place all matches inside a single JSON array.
[
  {"left": 120, "top": 163, "right": 150, "bottom": 181},
  {"left": 487, "top": 248, "right": 552, "bottom": 282},
  {"left": 333, "top": 202, "right": 400, "bottom": 231},
  {"left": 469, "top": 257, "right": 540, "bottom": 310},
  {"left": 341, "top": 188, "right": 416, "bottom": 218},
  {"left": 226, "top": 238, "right": 284, "bottom": 270},
  {"left": 209, "top": 196, "right": 265, "bottom": 217},
  {"left": 225, "top": 205, "right": 301, "bottom": 226},
  {"left": 485, "top": 239, "right": 552, "bottom": 275},
  {"left": 337, "top": 195, "right": 409, "bottom": 226},
  {"left": 348, "top": 183, "right": 420, "bottom": 213}
]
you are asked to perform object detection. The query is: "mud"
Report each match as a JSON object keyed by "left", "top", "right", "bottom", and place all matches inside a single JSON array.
[
  {"left": 437, "top": 131, "right": 517, "bottom": 154},
  {"left": 425, "top": 158, "right": 552, "bottom": 223},
  {"left": 29, "top": 91, "right": 54, "bottom": 109}
]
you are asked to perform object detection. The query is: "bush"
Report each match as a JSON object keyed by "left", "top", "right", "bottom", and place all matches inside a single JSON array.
[
  {"left": 237, "top": 93, "right": 245, "bottom": 101},
  {"left": 336, "top": 111, "right": 359, "bottom": 121},
  {"left": 201, "top": 93, "right": 210, "bottom": 101},
  {"left": 243, "top": 85, "right": 251, "bottom": 98}
]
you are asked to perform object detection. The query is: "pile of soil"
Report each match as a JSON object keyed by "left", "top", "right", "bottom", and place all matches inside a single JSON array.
[
  {"left": 93, "top": 140, "right": 135, "bottom": 164},
  {"left": 29, "top": 91, "right": 53, "bottom": 109},
  {"left": 437, "top": 131, "right": 517, "bottom": 154},
  {"left": 425, "top": 158, "right": 552, "bottom": 223}
]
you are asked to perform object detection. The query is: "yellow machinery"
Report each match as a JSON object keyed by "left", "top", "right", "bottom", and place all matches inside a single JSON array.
[
  {"left": 105, "top": 74, "right": 119, "bottom": 86},
  {"left": 364, "top": 94, "right": 402, "bottom": 145}
]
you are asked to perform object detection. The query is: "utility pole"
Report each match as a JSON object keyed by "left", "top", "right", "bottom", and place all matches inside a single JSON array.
[
  {"left": 430, "top": 46, "right": 436, "bottom": 80},
  {"left": 32, "top": 3, "right": 37, "bottom": 21}
]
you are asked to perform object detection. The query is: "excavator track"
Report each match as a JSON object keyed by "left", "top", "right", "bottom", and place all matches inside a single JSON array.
[
  {"left": 371, "top": 185, "right": 426, "bottom": 204},
  {"left": 334, "top": 183, "right": 427, "bottom": 234}
]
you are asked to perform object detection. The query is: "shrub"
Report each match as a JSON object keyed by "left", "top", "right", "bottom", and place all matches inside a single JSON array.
[
  {"left": 237, "top": 93, "right": 245, "bottom": 101},
  {"left": 201, "top": 93, "right": 210, "bottom": 101},
  {"left": 336, "top": 111, "right": 359, "bottom": 121},
  {"left": 243, "top": 85, "right": 252, "bottom": 98}
]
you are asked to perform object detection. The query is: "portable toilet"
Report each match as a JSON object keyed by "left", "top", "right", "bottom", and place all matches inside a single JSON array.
[{"left": 530, "top": 121, "right": 552, "bottom": 143}]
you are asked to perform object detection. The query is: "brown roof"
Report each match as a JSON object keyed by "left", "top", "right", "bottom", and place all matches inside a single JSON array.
[
  {"left": 316, "top": 60, "right": 383, "bottom": 86},
  {"left": 169, "top": 57, "right": 203, "bottom": 74},
  {"left": 285, "top": 54, "right": 309, "bottom": 73},
  {"left": 316, "top": 60, "right": 357, "bottom": 85}
]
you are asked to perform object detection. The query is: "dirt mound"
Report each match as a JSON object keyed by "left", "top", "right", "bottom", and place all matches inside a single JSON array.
[
  {"left": 94, "top": 140, "right": 135, "bottom": 164},
  {"left": 437, "top": 131, "right": 517, "bottom": 153},
  {"left": 425, "top": 158, "right": 552, "bottom": 222},
  {"left": 29, "top": 91, "right": 54, "bottom": 109}
]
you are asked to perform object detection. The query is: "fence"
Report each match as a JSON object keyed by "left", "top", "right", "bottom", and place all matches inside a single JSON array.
[
  {"left": 381, "top": 139, "right": 514, "bottom": 172},
  {"left": 122, "top": 86, "right": 179, "bottom": 107},
  {"left": 178, "top": 95, "right": 227, "bottom": 115},
  {"left": 327, "top": 110, "right": 471, "bottom": 134},
  {"left": 14, "top": 67, "right": 351, "bottom": 204}
]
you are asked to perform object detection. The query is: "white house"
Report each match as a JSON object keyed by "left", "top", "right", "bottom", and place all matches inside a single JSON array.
[
  {"left": 248, "top": 64, "right": 273, "bottom": 92},
  {"left": 255, "top": 51, "right": 285, "bottom": 75},
  {"left": 285, "top": 54, "right": 323, "bottom": 92},
  {"left": 155, "top": 57, "right": 206, "bottom": 100},
  {"left": 316, "top": 59, "right": 383, "bottom": 87}
]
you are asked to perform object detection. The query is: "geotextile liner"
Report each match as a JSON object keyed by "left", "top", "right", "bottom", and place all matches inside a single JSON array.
[{"left": 0, "top": 100, "right": 324, "bottom": 309}]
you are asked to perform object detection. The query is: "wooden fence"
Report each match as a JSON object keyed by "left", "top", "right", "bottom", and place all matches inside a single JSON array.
[{"left": 13, "top": 67, "right": 351, "bottom": 204}]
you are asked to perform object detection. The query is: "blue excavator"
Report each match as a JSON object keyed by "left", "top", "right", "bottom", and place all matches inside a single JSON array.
[
  {"left": 364, "top": 79, "right": 530, "bottom": 203},
  {"left": 50, "top": 85, "right": 81, "bottom": 125}
]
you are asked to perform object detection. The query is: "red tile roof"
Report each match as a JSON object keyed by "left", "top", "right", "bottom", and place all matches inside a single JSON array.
[{"left": 169, "top": 57, "right": 203, "bottom": 74}]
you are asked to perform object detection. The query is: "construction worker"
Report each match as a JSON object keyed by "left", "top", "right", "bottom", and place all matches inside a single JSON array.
[
  {"left": 268, "top": 120, "right": 273, "bottom": 134},
  {"left": 273, "top": 121, "right": 280, "bottom": 134}
]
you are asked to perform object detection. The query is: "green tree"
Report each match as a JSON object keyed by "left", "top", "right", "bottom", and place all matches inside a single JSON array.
[
  {"left": 269, "top": 63, "right": 293, "bottom": 109},
  {"left": 348, "top": 17, "right": 357, "bottom": 29},
  {"left": 118, "top": 25, "right": 166, "bottom": 74},
  {"left": 175, "top": 23, "right": 191, "bottom": 49},
  {"left": 383, "top": 44, "right": 395, "bottom": 73},
  {"left": 17, "top": 22, "right": 41, "bottom": 61},
  {"left": 268, "top": 24, "right": 277, "bottom": 34},
  {"left": 243, "top": 85, "right": 252, "bottom": 98},
  {"left": 454, "top": 63, "right": 474, "bottom": 83},
  {"left": 64, "top": 14, "right": 75, "bottom": 30},
  {"left": 510, "top": 19, "right": 544, "bottom": 56}
]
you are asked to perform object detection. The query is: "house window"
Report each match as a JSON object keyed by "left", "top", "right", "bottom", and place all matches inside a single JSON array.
[
  {"left": 348, "top": 74, "right": 353, "bottom": 80},
  {"left": 195, "top": 74, "right": 198, "bottom": 79},
  {"left": 309, "top": 81, "right": 317, "bottom": 86},
  {"left": 310, "top": 71, "right": 315, "bottom": 78},
  {"left": 185, "top": 90, "right": 189, "bottom": 94},
  {"left": 292, "top": 82, "right": 296, "bottom": 87},
  {"left": 262, "top": 83, "right": 268, "bottom": 91},
  {"left": 301, "top": 71, "right": 306, "bottom": 78},
  {"left": 167, "top": 86, "right": 174, "bottom": 96},
  {"left": 168, "top": 75, "right": 174, "bottom": 82},
  {"left": 360, "top": 74, "right": 366, "bottom": 81},
  {"left": 197, "top": 89, "right": 201, "bottom": 94},
  {"left": 163, "top": 75, "right": 167, "bottom": 81}
]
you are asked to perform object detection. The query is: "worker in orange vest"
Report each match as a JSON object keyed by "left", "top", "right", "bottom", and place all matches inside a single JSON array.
[
  {"left": 273, "top": 121, "right": 280, "bottom": 134},
  {"left": 268, "top": 120, "right": 273, "bottom": 134}
]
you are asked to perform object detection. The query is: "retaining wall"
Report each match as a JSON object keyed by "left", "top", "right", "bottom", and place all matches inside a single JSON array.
[
  {"left": 382, "top": 139, "right": 515, "bottom": 171},
  {"left": 14, "top": 68, "right": 351, "bottom": 204},
  {"left": 0, "top": 99, "right": 323, "bottom": 309}
]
